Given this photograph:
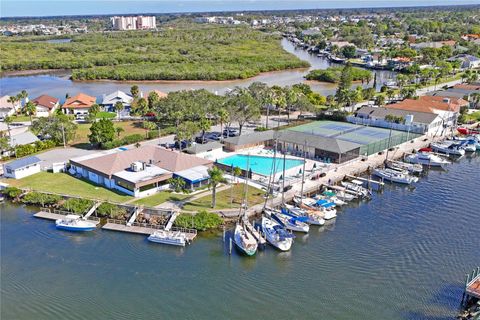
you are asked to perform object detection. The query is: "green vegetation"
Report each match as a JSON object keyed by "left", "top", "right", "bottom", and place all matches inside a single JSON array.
[
  {"left": 460, "top": 111, "right": 480, "bottom": 124},
  {"left": 133, "top": 191, "right": 189, "bottom": 207},
  {"left": 182, "top": 184, "right": 265, "bottom": 212},
  {"left": 95, "top": 202, "right": 127, "bottom": 219},
  {"left": 96, "top": 111, "right": 116, "bottom": 119},
  {"left": 5, "top": 172, "right": 132, "bottom": 202},
  {"left": 0, "top": 26, "right": 309, "bottom": 81},
  {"left": 1, "top": 187, "right": 23, "bottom": 199},
  {"left": 9, "top": 139, "right": 56, "bottom": 158},
  {"left": 174, "top": 210, "right": 223, "bottom": 231},
  {"left": 21, "top": 192, "right": 62, "bottom": 206},
  {"left": 305, "top": 66, "right": 372, "bottom": 83},
  {"left": 61, "top": 198, "right": 94, "bottom": 214}
]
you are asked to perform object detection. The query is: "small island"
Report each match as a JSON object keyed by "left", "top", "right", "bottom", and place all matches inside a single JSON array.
[
  {"left": 305, "top": 66, "right": 372, "bottom": 83},
  {"left": 0, "top": 25, "right": 310, "bottom": 81}
]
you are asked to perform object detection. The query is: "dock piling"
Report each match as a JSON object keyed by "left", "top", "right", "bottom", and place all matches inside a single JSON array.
[{"left": 229, "top": 237, "right": 232, "bottom": 255}]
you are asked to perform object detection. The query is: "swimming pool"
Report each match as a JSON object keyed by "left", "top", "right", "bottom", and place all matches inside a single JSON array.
[{"left": 218, "top": 154, "right": 304, "bottom": 176}]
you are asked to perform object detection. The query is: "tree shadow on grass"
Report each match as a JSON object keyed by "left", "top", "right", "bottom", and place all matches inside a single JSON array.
[{"left": 70, "top": 142, "right": 95, "bottom": 150}]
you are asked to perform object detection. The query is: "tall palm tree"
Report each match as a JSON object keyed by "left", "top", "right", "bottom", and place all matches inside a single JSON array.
[
  {"left": 198, "top": 117, "right": 211, "bottom": 144},
  {"left": 114, "top": 101, "right": 124, "bottom": 119},
  {"left": 217, "top": 108, "right": 229, "bottom": 141},
  {"left": 208, "top": 166, "right": 225, "bottom": 208},
  {"left": 23, "top": 101, "right": 36, "bottom": 123},
  {"left": 4, "top": 115, "right": 13, "bottom": 138},
  {"left": 6, "top": 96, "right": 18, "bottom": 115}
]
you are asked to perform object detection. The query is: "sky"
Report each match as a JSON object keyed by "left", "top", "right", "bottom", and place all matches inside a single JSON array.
[{"left": 1, "top": 0, "right": 480, "bottom": 18}]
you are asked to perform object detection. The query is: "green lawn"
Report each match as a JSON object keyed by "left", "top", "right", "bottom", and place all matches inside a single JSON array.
[
  {"left": 182, "top": 184, "right": 266, "bottom": 212},
  {"left": 73, "top": 121, "right": 148, "bottom": 145},
  {"left": 133, "top": 191, "right": 190, "bottom": 207},
  {"left": 5, "top": 172, "right": 132, "bottom": 203},
  {"left": 10, "top": 115, "right": 33, "bottom": 122},
  {"left": 464, "top": 111, "right": 480, "bottom": 123},
  {"left": 96, "top": 112, "right": 117, "bottom": 119}
]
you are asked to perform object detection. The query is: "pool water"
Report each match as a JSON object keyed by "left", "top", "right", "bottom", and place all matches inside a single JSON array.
[{"left": 218, "top": 154, "right": 304, "bottom": 176}]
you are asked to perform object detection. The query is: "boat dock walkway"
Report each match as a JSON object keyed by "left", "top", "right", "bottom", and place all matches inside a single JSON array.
[
  {"left": 34, "top": 210, "right": 100, "bottom": 225},
  {"left": 466, "top": 267, "right": 480, "bottom": 300},
  {"left": 165, "top": 211, "right": 180, "bottom": 231},
  {"left": 83, "top": 202, "right": 102, "bottom": 220},
  {"left": 103, "top": 219, "right": 197, "bottom": 241}
]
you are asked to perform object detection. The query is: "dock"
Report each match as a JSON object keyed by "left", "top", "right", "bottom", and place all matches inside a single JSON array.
[
  {"left": 34, "top": 210, "right": 100, "bottom": 225},
  {"left": 459, "top": 267, "right": 480, "bottom": 318},
  {"left": 102, "top": 219, "right": 197, "bottom": 241}
]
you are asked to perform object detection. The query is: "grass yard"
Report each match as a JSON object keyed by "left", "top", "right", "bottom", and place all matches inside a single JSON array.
[
  {"left": 72, "top": 121, "right": 148, "bottom": 145},
  {"left": 96, "top": 111, "right": 117, "bottom": 119},
  {"left": 133, "top": 191, "right": 190, "bottom": 207},
  {"left": 464, "top": 111, "right": 480, "bottom": 123},
  {"left": 182, "top": 183, "right": 266, "bottom": 212},
  {"left": 5, "top": 172, "right": 132, "bottom": 203},
  {"left": 10, "top": 115, "right": 33, "bottom": 122}
]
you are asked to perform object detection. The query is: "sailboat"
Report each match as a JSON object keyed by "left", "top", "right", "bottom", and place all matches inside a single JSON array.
[
  {"left": 271, "top": 209, "right": 310, "bottom": 233},
  {"left": 283, "top": 204, "right": 325, "bottom": 226},
  {"left": 233, "top": 222, "right": 258, "bottom": 256},
  {"left": 261, "top": 214, "right": 294, "bottom": 251}
]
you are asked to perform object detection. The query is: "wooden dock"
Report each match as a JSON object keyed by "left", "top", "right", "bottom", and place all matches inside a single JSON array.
[
  {"left": 34, "top": 211, "right": 100, "bottom": 225},
  {"left": 102, "top": 220, "right": 197, "bottom": 241}
]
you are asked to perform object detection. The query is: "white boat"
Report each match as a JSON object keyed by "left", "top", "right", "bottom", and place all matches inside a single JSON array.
[
  {"left": 148, "top": 230, "right": 186, "bottom": 247},
  {"left": 341, "top": 180, "right": 371, "bottom": 198},
  {"left": 405, "top": 152, "right": 450, "bottom": 167},
  {"left": 233, "top": 223, "right": 258, "bottom": 256},
  {"left": 431, "top": 142, "right": 465, "bottom": 156},
  {"left": 325, "top": 189, "right": 356, "bottom": 202},
  {"left": 314, "top": 191, "right": 347, "bottom": 206},
  {"left": 293, "top": 196, "right": 337, "bottom": 220},
  {"left": 385, "top": 159, "right": 423, "bottom": 174},
  {"left": 261, "top": 215, "right": 294, "bottom": 251},
  {"left": 273, "top": 211, "right": 310, "bottom": 233},
  {"left": 283, "top": 204, "right": 325, "bottom": 226},
  {"left": 373, "top": 168, "right": 418, "bottom": 185},
  {"left": 55, "top": 215, "right": 96, "bottom": 232}
]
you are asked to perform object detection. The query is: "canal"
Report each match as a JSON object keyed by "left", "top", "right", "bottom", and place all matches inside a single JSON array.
[
  {"left": 1, "top": 154, "right": 479, "bottom": 319},
  {"left": 0, "top": 39, "right": 396, "bottom": 100}
]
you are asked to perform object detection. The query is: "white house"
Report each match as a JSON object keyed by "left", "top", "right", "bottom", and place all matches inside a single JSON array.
[
  {"left": 62, "top": 93, "right": 96, "bottom": 119},
  {"left": 101, "top": 90, "right": 133, "bottom": 113},
  {"left": 0, "top": 95, "right": 21, "bottom": 119},
  {"left": 3, "top": 156, "right": 42, "bottom": 179},
  {"left": 31, "top": 94, "right": 59, "bottom": 117}
]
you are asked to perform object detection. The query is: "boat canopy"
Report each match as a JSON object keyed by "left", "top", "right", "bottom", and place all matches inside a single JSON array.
[
  {"left": 316, "top": 199, "right": 329, "bottom": 205},
  {"left": 65, "top": 214, "right": 81, "bottom": 219},
  {"left": 320, "top": 202, "right": 336, "bottom": 208},
  {"left": 323, "top": 191, "right": 336, "bottom": 197}
]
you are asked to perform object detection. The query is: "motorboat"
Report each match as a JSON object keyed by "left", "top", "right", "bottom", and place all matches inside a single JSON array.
[
  {"left": 404, "top": 152, "right": 450, "bottom": 167},
  {"left": 260, "top": 215, "right": 294, "bottom": 251},
  {"left": 315, "top": 190, "right": 347, "bottom": 205},
  {"left": 341, "top": 180, "right": 372, "bottom": 198},
  {"left": 55, "top": 215, "right": 96, "bottom": 232},
  {"left": 373, "top": 168, "right": 418, "bottom": 185},
  {"left": 314, "top": 199, "right": 338, "bottom": 220},
  {"left": 324, "top": 189, "right": 356, "bottom": 202},
  {"left": 283, "top": 204, "right": 325, "bottom": 226},
  {"left": 385, "top": 159, "right": 423, "bottom": 174},
  {"left": 293, "top": 196, "right": 337, "bottom": 220},
  {"left": 233, "top": 223, "right": 258, "bottom": 256},
  {"left": 148, "top": 230, "right": 187, "bottom": 246},
  {"left": 431, "top": 142, "right": 465, "bottom": 156},
  {"left": 272, "top": 211, "right": 310, "bottom": 233}
]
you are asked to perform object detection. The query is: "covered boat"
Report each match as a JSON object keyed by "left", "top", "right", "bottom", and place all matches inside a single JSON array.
[
  {"left": 233, "top": 223, "right": 258, "bottom": 256},
  {"left": 405, "top": 152, "right": 450, "bottom": 167},
  {"left": 148, "top": 230, "right": 187, "bottom": 247}
]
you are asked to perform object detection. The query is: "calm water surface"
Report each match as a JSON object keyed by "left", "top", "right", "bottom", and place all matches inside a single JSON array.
[
  {"left": 0, "top": 39, "right": 395, "bottom": 101},
  {"left": 1, "top": 154, "right": 479, "bottom": 320}
]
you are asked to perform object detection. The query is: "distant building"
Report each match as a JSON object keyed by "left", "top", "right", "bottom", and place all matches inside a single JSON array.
[
  {"left": 1, "top": 132, "right": 40, "bottom": 158},
  {"left": 3, "top": 156, "right": 41, "bottom": 179},
  {"left": 0, "top": 95, "right": 21, "bottom": 119},
  {"left": 447, "top": 54, "right": 480, "bottom": 69},
  {"left": 31, "top": 94, "right": 59, "bottom": 117},
  {"left": 110, "top": 16, "right": 156, "bottom": 30},
  {"left": 101, "top": 90, "right": 133, "bottom": 113},
  {"left": 62, "top": 93, "right": 96, "bottom": 119}
]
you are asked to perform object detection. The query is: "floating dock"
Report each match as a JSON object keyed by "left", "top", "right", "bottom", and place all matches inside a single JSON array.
[
  {"left": 34, "top": 211, "right": 100, "bottom": 225},
  {"left": 102, "top": 220, "right": 197, "bottom": 241}
]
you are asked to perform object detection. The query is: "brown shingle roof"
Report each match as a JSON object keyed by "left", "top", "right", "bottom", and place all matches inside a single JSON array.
[
  {"left": 32, "top": 95, "right": 59, "bottom": 110},
  {"left": 72, "top": 145, "right": 212, "bottom": 177},
  {"left": 453, "top": 84, "right": 480, "bottom": 91},
  {"left": 63, "top": 93, "right": 96, "bottom": 109}
]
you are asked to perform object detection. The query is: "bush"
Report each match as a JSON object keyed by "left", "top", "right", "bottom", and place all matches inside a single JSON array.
[
  {"left": 254, "top": 126, "right": 268, "bottom": 132},
  {"left": 147, "top": 130, "right": 160, "bottom": 139},
  {"left": 61, "top": 198, "right": 94, "bottom": 214},
  {"left": 121, "top": 134, "right": 144, "bottom": 145},
  {"left": 305, "top": 67, "right": 372, "bottom": 83},
  {"left": 2, "top": 187, "right": 22, "bottom": 199},
  {"left": 13, "top": 138, "right": 56, "bottom": 158},
  {"left": 96, "top": 202, "right": 127, "bottom": 218},
  {"left": 174, "top": 210, "right": 223, "bottom": 231},
  {"left": 21, "top": 192, "right": 62, "bottom": 206}
]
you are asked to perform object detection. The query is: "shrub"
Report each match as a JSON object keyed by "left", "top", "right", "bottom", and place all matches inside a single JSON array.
[
  {"left": 96, "top": 202, "right": 127, "bottom": 218},
  {"left": 147, "top": 130, "right": 160, "bottom": 139},
  {"left": 174, "top": 210, "right": 223, "bottom": 231},
  {"left": 2, "top": 187, "right": 22, "bottom": 199},
  {"left": 61, "top": 198, "right": 94, "bottom": 214},
  {"left": 21, "top": 192, "right": 62, "bottom": 206},
  {"left": 254, "top": 126, "right": 268, "bottom": 132},
  {"left": 121, "top": 134, "right": 144, "bottom": 145}
]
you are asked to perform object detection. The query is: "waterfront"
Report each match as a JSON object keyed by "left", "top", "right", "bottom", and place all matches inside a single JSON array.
[
  {"left": 0, "top": 39, "right": 396, "bottom": 100},
  {"left": 1, "top": 154, "right": 479, "bottom": 320}
]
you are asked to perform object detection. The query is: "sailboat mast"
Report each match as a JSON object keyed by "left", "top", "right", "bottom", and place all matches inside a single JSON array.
[
  {"left": 300, "top": 139, "right": 307, "bottom": 199},
  {"left": 243, "top": 154, "right": 250, "bottom": 211},
  {"left": 281, "top": 143, "right": 286, "bottom": 205}
]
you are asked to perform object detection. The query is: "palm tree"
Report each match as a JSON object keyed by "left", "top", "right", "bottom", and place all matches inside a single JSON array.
[
  {"left": 6, "top": 96, "right": 19, "bottom": 115},
  {"left": 198, "top": 117, "right": 211, "bottom": 144},
  {"left": 208, "top": 166, "right": 225, "bottom": 208},
  {"left": 4, "top": 115, "right": 13, "bottom": 138},
  {"left": 115, "top": 127, "right": 125, "bottom": 138},
  {"left": 130, "top": 85, "right": 140, "bottom": 98},
  {"left": 23, "top": 101, "right": 36, "bottom": 123},
  {"left": 217, "top": 108, "right": 229, "bottom": 141},
  {"left": 114, "top": 101, "right": 124, "bottom": 119},
  {"left": 17, "top": 90, "right": 28, "bottom": 107},
  {"left": 375, "top": 95, "right": 385, "bottom": 107}
]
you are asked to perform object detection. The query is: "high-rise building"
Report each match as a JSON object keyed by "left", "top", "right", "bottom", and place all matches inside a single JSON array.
[{"left": 110, "top": 16, "right": 156, "bottom": 30}]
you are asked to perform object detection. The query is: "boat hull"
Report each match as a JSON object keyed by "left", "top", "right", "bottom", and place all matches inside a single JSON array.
[
  {"left": 55, "top": 224, "right": 96, "bottom": 232},
  {"left": 147, "top": 236, "right": 186, "bottom": 247}
]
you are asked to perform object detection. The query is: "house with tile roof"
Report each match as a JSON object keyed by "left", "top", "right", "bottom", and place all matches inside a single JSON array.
[
  {"left": 69, "top": 145, "right": 213, "bottom": 197},
  {"left": 31, "top": 94, "right": 59, "bottom": 117},
  {"left": 0, "top": 95, "right": 21, "bottom": 119},
  {"left": 62, "top": 93, "right": 96, "bottom": 119}
]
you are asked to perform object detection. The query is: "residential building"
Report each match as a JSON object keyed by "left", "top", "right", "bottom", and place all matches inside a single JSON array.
[
  {"left": 31, "top": 94, "right": 59, "bottom": 117},
  {"left": 447, "top": 54, "right": 480, "bottom": 69},
  {"left": 184, "top": 141, "right": 223, "bottom": 158},
  {"left": 223, "top": 131, "right": 275, "bottom": 152},
  {"left": 110, "top": 16, "right": 156, "bottom": 30},
  {"left": 69, "top": 145, "right": 213, "bottom": 197},
  {"left": 410, "top": 40, "right": 456, "bottom": 50},
  {"left": 101, "top": 90, "right": 133, "bottom": 113},
  {"left": 0, "top": 95, "right": 21, "bottom": 119},
  {"left": 347, "top": 106, "right": 443, "bottom": 135},
  {"left": 62, "top": 93, "right": 96, "bottom": 119},
  {"left": 3, "top": 156, "right": 41, "bottom": 179},
  {"left": 2, "top": 132, "right": 40, "bottom": 158}
]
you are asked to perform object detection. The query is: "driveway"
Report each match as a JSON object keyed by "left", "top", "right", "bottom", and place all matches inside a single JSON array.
[{"left": 35, "top": 147, "right": 97, "bottom": 170}]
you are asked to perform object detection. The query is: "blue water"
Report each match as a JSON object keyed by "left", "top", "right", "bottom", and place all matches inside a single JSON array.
[
  {"left": 1, "top": 154, "right": 479, "bottom": 319},
  {"left": 218, "top": 154, "right": 304, "bottom": 175}
]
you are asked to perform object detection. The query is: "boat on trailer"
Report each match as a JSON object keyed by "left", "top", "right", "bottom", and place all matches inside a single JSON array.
[
  {"left": 405, "top": 152, "right": 450, "bottom": 167},
  {"left": 55, "top": 215, "right": 96, "bottom": 232},
  {"left": 385, "top": 159, "right": 423, "bottom": 174},
  {"left": 373, "top": 168, "right": 418, "bottom": 185},
  {"left": 148, "top": 230, "right": 187, "bottom": 247},
  {"left": 260, "top": 214, "right": 294, "bottom": 251},
  {"left": 233, "top": 223, "right": 258, "bottom": 256}
]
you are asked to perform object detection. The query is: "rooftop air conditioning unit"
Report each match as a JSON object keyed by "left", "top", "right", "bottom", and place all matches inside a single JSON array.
[{"left": 130, "top": 161, "right": 144, "bottom": 172}]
